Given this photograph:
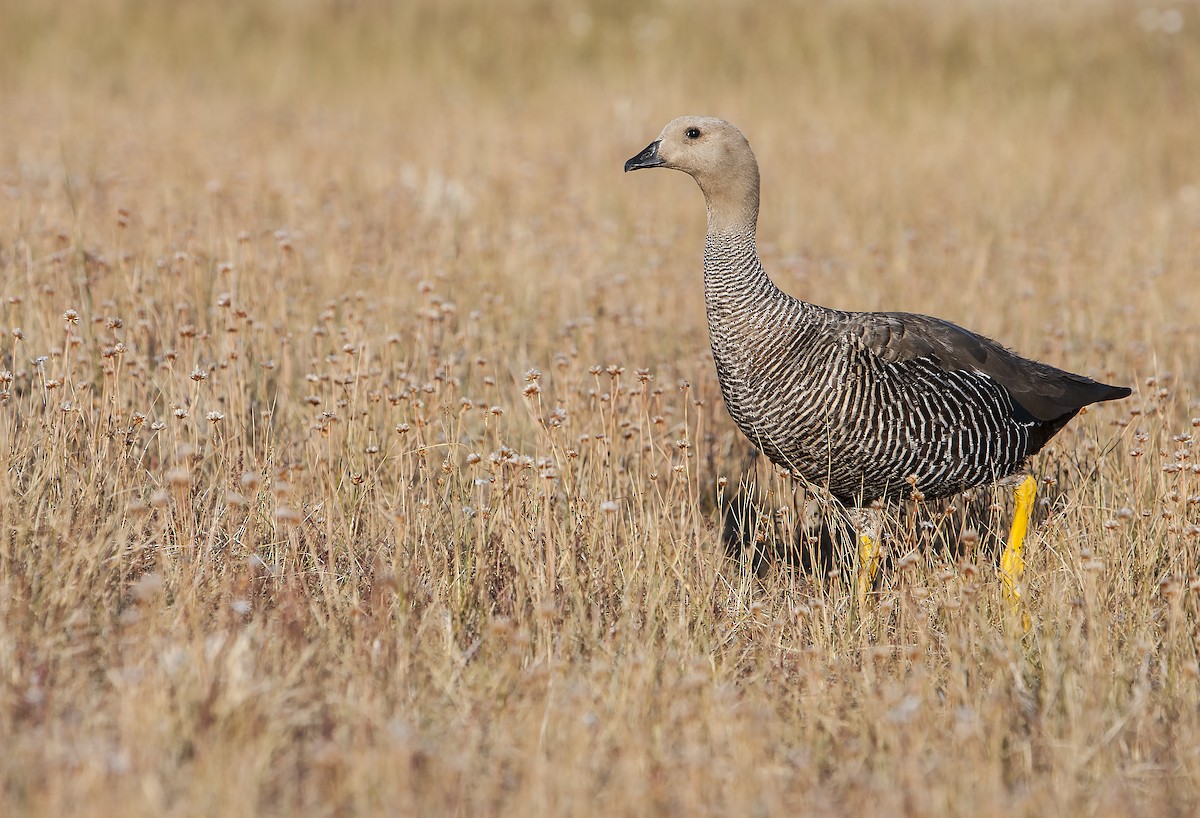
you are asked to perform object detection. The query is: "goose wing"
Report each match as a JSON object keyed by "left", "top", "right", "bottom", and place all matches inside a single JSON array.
[{"left": 847, "top": 312, "right": 1130, "bottom": 422}]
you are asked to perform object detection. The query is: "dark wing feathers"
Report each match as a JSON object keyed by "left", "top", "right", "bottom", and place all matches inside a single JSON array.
[{"left": 850, "top": 312, "right": 1131, "bottom": 422}]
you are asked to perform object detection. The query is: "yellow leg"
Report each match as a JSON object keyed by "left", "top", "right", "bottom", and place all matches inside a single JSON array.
[
  {"left": 1000, "top": 476, "right": 1036, "bottom": 626},
  {"left": 857, "top": 533, "right": 882, "bottom": 603}
]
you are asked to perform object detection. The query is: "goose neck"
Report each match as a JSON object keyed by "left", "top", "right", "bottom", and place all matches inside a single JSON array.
[{"left": 703, "top": 229, "right": 774, "bottom": 295}]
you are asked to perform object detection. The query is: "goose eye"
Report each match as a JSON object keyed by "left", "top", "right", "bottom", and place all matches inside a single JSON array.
[{"left": 685, "top": 127, "right": 701, "bottom": 140}]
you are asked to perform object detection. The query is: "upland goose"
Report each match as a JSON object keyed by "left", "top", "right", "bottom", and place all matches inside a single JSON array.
[{"left": 625, "top": 116, "right": 1130, "bottom": 610}]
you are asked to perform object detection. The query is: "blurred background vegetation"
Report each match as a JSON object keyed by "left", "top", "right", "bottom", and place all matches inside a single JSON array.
[
  {"left": 4, "top": 0, "right": 1197, "bottom": 367},
  {"left": 2, "top": 2, "right": 1199, "bottom": 816},
  {"left": 4, "top": 0, "right": 1196, "bottom": 113}
]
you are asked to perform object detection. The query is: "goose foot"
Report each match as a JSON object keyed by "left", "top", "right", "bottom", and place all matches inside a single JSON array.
[{"left": 1000, "top": 475, "right": 1036, "bottom": 632}]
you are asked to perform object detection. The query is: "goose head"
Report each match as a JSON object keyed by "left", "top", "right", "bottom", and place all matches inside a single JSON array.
[{"left": 625, "top": 116, "right": 761, "bottom": 235}]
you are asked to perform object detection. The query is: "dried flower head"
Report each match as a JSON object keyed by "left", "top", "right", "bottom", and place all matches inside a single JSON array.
[{"left": 130, "top": 573, "right": 164, "bottom": 603}]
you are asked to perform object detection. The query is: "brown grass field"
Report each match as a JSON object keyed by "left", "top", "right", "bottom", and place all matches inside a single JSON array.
[{"left": 2, "top": 1, "right": 1200, "bottom": 815}]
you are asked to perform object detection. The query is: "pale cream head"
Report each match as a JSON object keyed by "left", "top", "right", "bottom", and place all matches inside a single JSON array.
[{"left": 625, "top": 116, "right": 761, "bottom": 236}]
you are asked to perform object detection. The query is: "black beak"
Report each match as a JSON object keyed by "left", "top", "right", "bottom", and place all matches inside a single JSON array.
[{"left": 624, "top": 140, "right": 664, "bottom": 172}]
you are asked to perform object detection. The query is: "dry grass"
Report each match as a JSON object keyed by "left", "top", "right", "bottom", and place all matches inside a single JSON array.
[{"left": 2, "top": 1, "right": 1200, "bottom": 815}]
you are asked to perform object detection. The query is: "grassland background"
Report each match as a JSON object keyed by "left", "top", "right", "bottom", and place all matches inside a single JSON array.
[{"left": 2, "top": 1, "right": 1199, "bottom": 816}]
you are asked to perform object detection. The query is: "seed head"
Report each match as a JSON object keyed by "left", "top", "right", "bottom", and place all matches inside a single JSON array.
[
  {"left": 130, "top": 573, "right": 164, "bottom": 603},
  {"left": 487, "top": 617, "right": 513, "bottom": 637}
]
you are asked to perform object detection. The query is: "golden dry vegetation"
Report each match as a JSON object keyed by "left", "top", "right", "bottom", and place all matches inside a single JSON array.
[{"left": 2, "top": 1, "right": 1200, "bottom": 815}]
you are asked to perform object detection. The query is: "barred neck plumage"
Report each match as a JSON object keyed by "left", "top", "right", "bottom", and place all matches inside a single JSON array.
[
  {"left": 702, "top": 228, "right": 822, "bottom": 321},
  {"left": 703, "top": 228, "right": 771, "bottom": 302}
]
